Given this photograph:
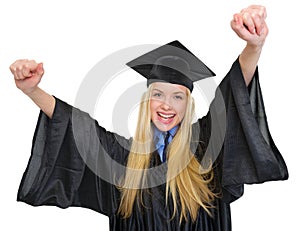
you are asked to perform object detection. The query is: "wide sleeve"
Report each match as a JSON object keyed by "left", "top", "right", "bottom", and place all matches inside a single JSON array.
[
  {"left": 17, "top": 98, "right": 131, "bottom": 216},
  {"left": 198, "top": 58, "right": 288, "bottom": 203}
]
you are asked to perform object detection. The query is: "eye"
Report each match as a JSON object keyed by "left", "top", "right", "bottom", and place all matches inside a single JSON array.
[
  {"left": 174, "top": 95, "right": 183, "bottom": 100},
  {"left": 152, "top": 92, "right": 162, "bottom": 98}
]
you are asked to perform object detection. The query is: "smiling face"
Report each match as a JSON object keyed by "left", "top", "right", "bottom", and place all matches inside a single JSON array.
[{"left": 150, "top": 82, "right": 188, "bottom": 132}]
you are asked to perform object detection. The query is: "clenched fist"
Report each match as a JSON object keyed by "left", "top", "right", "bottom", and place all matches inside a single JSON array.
[
  {"left": 10, "top": 59, "right": 44, "bottom": 95},
  {"left": 231, "top": 5, "right": 268, "bottom": 48}
]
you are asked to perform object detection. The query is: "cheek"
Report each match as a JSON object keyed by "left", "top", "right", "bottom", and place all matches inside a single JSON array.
[
  {"left": 178, "top": 109, "right": 185, "bottom": 119},
  {"left": 176, "top": 104, "right": 187, "bottom": 120},
  {"left": 149, "top": 100, "right": 157, "bottom": 116}
]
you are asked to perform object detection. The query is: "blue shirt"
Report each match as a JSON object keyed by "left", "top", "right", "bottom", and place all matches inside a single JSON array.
[{"left": 153, "top": 125, "right": 179, "bottom": 162}]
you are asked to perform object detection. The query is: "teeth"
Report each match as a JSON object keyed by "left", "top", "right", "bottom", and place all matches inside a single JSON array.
[{"left": 158, "top": 112, "right": 175, "bottom": 119}]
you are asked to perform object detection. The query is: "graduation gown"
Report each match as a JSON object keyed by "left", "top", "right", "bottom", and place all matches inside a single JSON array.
[{"left": 17, "top": 59, "right": 288, "bottom": 230}]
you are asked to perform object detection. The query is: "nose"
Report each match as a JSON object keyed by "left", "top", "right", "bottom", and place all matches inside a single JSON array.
[{"left": 160, "top": 97, "right": 172, "bottom": 110}]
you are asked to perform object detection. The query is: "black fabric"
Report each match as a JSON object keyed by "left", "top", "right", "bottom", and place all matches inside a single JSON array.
[
  {"left": 17, "top": 58, "right": 288, "bottom": 230},
  {"left": 126, "top": 40, "right": 216, "bottom": 92}
]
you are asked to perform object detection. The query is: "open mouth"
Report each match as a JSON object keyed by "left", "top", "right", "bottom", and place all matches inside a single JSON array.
[{"left": 157, "top": 112, "right": 176, "bottom": 119}]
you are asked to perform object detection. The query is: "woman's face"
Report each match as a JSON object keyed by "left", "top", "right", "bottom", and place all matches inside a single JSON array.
[{"left": 150, "top": 82, "right": 188, "bottom": 132}]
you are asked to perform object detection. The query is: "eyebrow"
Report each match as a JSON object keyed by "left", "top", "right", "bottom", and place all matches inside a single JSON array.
[
  {"left": 153, "top": 88, "right": 163, "bottom": 93},
  {"left": 173, "top": 91, "right": 185, "bottom": 95},
  {"left": 153, "top": 88, "right": 185, "bottom": 95}
]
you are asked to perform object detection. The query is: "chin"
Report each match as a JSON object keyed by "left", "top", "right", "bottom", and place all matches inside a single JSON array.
[
  {"left": 155, "top": 126, "right": 170, "bottom": 132},
  {"left": 152, "top": 120, "right": 178, "bottom": 132}
]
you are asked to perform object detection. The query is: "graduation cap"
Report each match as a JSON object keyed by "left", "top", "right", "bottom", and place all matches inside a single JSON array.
[{"left": 126, "top": 40, "right": 215, "bottom": 92}]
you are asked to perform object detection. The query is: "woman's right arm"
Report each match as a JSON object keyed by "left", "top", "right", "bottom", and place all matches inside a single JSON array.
[{"left": 10, "top": 59, "right": 55, "bottom": 118}]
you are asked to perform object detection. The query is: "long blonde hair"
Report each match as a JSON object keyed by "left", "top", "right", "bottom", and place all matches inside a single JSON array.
[{"left": 118, "top": 84, "right": 216, "bottom": 222}]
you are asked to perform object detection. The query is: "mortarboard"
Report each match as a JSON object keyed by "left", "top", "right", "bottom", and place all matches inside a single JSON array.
[{"left": 126, "top": 40, "right": 215, "bottom": 92}]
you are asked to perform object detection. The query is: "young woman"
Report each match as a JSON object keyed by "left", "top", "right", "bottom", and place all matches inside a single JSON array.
[{"left": 10, "top": 5, "right": 288, "bottom": 231}]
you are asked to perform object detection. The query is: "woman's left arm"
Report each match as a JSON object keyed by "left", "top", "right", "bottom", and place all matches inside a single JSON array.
[{"left": 231, "top": 5, "right": 268, "bottom": 86}]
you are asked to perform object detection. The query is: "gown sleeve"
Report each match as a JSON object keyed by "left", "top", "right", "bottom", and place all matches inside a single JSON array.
[
  {"left": 198, "top": 58, "right": 289, "bottom": 203},
  {"left": 17, "top": 98, "right": 131, "bottom": 216}
]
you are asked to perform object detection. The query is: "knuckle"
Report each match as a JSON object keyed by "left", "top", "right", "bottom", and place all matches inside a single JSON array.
[
  {"left": 251, "top": 12, "right": 257, "bottom": 18},
  {"left": 24, "top": 64, "right": 30, "bottom": 70},
  {"left": 16, "top": 65, "right": 23, "bottom": 72}
]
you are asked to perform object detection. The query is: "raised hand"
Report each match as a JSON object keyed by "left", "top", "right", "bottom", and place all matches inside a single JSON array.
[
  {"left": 10, "top": 59, "right": 44, "bottom": 95},
  {"left": 9, "top": 59, "right": 55, "bottom": 118},
  {"left": 231, "top": 5, "right": 268, "bottom": 48}
]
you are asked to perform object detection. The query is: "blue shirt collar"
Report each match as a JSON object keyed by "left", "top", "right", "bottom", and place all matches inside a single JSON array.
[
  {"left": 153, "top": 124, "right": 179, "bottom": 158},
  {"left": 152, "top": 125, "right": 179, "bottom": 162},
  {"left": 153, "top": 124, "right": 179, "bottom": 141}
]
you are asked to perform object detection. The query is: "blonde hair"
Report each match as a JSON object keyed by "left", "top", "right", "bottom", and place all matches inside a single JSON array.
[{"left": 118, "top": 84, "right": 216, "bottom": 222}]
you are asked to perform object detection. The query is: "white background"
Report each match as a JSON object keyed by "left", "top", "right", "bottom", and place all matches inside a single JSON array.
[{"left": 0, "top": 0, "right": 299, "bottom": 230}]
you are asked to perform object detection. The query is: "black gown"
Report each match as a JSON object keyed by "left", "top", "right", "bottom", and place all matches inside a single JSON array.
[{"left": 17, "top": 59, "right": 288, "bottom": 230}]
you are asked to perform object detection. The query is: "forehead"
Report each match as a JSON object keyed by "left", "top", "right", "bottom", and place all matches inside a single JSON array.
[{"left": 151, "top": 82, "right": 188, "bottom": 94}]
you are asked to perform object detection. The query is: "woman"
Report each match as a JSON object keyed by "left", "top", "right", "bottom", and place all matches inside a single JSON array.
[{"left": 10, "top": 5, "right": 288, "bottom": 231}]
